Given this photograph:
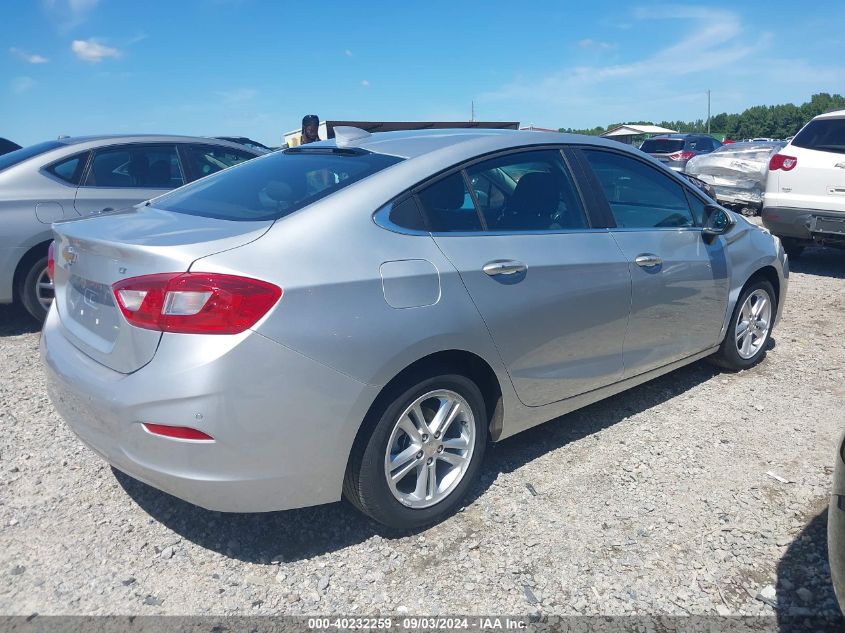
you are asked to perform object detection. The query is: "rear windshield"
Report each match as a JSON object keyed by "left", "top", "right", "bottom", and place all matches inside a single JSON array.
[
  {"left": 155, "top": 149, "right": 403, "bottom": 221},
  {"left": 792, "top": 118, "right": 845, "bottom": 154},
  {"left": 640, "top": 139, "right": 685, "bottom": 153},
  {"left": 0, "top": 140, "right": 64, "bottom": 172}
]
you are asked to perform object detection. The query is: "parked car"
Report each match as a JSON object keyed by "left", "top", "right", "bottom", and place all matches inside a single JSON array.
[
  {"left": 0, "top": 135, "right": 262, "bottom": 321},
  {"left": 762, "top": 109, "right": 845, "bottom": 258},
  {"left": 214, "top": 136, "right": 276, "bottom": 153},
  {"left": 685, "top": 141, "right": 785, "bottom": 216},
  {"left": 41, "top": 127, "right": 788, "bottom": 529},
  {"left": 0, "top": 137, "right": 22, "bottom": 156},
  {"left": 639, "top": 134, "right": 722, "bottom": 172},
  {"left": 830, "top": 430, "right": 845, "bottom": 614}
]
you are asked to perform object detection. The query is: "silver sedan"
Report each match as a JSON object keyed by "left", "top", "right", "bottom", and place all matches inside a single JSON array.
[
  {"left": 41, "top": 128, "right": 788, "bottom": 529},
  {"left": 0, "top": 135, "right": 262, "bottom": 321}
]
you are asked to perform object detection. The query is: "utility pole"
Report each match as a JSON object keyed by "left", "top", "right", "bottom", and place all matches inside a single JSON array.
[{"left": 707, "top": 89, "right": 711, "bottom": 134}]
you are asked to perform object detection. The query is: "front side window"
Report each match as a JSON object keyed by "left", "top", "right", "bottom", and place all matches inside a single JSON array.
[
  {"left": 84, "top": 145, "right": 183, "bottom": 188},
  {"left": 466, "top": 150, "right": 587, "bottom": 231},
  {"left": 155, "top": 149, "right": 402, "bottom": 221},
  {"left": 183, "top": 145, "right": 256, "bottom": 181},
  {"left": 583, "top": 149, "right": 695, "bottom": 228}
]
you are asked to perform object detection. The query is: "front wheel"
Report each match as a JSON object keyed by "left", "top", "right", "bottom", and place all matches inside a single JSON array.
[
  {"left": 344, "top": 373, "right": 487, "bottom": 529},
  {"left": 710, "top": 280, "right": 775, "bottom": 371}
]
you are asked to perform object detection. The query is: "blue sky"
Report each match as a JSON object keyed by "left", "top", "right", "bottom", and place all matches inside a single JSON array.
[{"left": 3, "top": 0, "right": 845, "bottom": 147}]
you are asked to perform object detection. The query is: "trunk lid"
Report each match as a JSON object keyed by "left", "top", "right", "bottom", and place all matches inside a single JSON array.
[{"left": 51, "top": 206, "right": 273, "bottom": 373}]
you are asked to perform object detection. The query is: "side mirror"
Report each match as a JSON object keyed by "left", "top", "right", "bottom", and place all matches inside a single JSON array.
[{"left": 701, "top": 204, "right": 735, "bottom": 240}]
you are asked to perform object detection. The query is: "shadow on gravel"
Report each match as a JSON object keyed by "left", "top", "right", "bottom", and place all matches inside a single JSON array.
[
  {"left": 775, "top": 507, "right": 844, "bottom": 631},
  {"left": 0, "top": 303, "right": 40, "bottom": 337},
  {"left": 117, "top": 358, "right": 722, "bottom": 564},
  {"left": 789, "top": 247, "right": 845, "bottom": 280}
]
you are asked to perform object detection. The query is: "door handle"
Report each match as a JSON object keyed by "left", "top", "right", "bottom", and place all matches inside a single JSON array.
[
  {"left": 482, "top": 260, "right": 527, "bottom": 276},
  {"left": 635, "top": 254, "right": 663, "bottom": 268}
]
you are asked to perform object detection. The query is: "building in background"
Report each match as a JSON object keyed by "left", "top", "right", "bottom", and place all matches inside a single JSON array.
[{"left": 601, "top": 124, "right": 679, "bottom": 145}]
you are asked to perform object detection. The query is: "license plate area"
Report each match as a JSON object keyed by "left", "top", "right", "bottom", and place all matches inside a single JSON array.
[{"left": 812, "top": 215, "right": 845, "bottom": 236}]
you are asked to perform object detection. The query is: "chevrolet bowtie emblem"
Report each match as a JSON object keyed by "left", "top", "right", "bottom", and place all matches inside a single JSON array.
[{"left": 61, "top": 245, "right": 77, "bottom": 266}]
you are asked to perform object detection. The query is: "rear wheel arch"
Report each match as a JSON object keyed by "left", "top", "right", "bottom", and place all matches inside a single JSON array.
[{"left": 345, "top": 349, "right": 503, "bottom": 476}]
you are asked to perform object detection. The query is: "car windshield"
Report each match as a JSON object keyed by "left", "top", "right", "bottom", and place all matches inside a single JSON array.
[
  {"left": 155, "top": 148, "right": 403, "bottom": 221},
  {"left": 0, "top": 140, "right": 64, "bottom": 172},
  {"left": 792, "top": 118, "right": 845, "bottom": 154},
  {"left": 640, "top": 139, "right": 686, "bottom": 153}
]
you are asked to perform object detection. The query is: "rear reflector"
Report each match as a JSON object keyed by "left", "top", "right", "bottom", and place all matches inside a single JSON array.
[
  {"left": 142, "top": 423, "right": 214, "bottom": 441},
  {"left": 769, "top": 154, "right": 797, "bottom": 171},
  {"left": 47, "top": 241, "right": 55, "bottom": 280},
  {"left": 113, "top": 272, "right": 282, "bottom": 334}
]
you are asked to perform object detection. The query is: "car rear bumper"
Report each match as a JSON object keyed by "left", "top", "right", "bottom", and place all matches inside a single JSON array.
[
  {"left": 41, "top": 307, "right": 379, "bottom": 513},
  {"left": 762, "top": 206, "right": 845, "bottom": 241}
]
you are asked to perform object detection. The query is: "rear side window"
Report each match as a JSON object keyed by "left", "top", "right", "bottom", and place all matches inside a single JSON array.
[
  {"left": 416, "top": 172, "right": 482, "bottom": 232},
  {"left": 45, "top": 152, "right": 87, "bottom": 185},
  {"left": 182, "top": 144, "right": 256, "bottom": 181},
  {"left": 466, "top": 150, "right": 588, "bottom": 231},
  {"left": 640, "top": 138, "right": 685, "bottom": 154},
  {"left": 792, "top": 118, "right": 845, "bottom": 154},
  {"left": 84, "top": 145, "right": 183, "bottom": 188},
  {"left": 155, "top": 149, "right": 402, "bottom": 221},
  {"left": 583, "top": 149, "right": 695, "bottom": 228}
]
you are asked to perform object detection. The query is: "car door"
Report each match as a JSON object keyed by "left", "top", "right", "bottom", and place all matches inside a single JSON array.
[
  {"left": 417, "top": 148, "right": 632, "bottom": 407},
  {"left": 74, "top": 143, "right": 185, "bottom": 216},
  {"left": 577, "top": 147, "right": 729, "bottom": 377}
]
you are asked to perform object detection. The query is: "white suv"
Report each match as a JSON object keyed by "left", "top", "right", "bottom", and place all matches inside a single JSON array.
[{"left": 762, "top": 109, "right": 845, "bottom": 258}]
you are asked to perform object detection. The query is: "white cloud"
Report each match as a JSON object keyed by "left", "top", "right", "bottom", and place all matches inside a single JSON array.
[
  {"left": 71, "top": 39, "right": 122, "bottom": 63},
  {"left": 10, "top": 47, "right": 49, "bottom": 64},
  {"left": 578, "top": 38, "right": 614, "bottom": 50},
  {"left": 345, "top": 49, "right": 353, "bottom": 57},
  {"left": 42, "top": 0, "right": 100, "bottom": 31},
  {"left": 215, "top": 88, "right": 258, "bottom": 104},
  {"left": 11, "top": 77, "right": 36, "bottom": 94},
  {"left": 478, "top": 6, "right": 844, "bottom": 127},
  {"left": 126, "top": 33, "right": 148, "bottom": 46},
  {"left": 361, "top": 79, "right": 370, "bottom": 87}
]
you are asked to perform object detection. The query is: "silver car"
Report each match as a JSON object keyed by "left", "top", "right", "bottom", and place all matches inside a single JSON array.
[
  {"left": 0, "top": 135, "right": 262, "bottom": 321},
  {"left": 41, "top": 128, "right": 788, "bottom": 529}
]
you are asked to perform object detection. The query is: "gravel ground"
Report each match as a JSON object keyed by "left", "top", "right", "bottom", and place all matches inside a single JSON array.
[{"left": 1, "top": 243, "right": 844, "bottom": 618}]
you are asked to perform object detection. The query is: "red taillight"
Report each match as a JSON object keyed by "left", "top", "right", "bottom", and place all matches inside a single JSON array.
[
  {"left": 769, "top": 154, "right": 797, "bottom": 171},
  {"left": 669, "top": 151, "right": 695, "bottom": 161},
  {"left": 113, "top": 272, "right": 281, "bottom": 334},
  {"left": 142, "top": 423, "right": 214, "bottom": 441},
  {"left": 47, "top": 241, "right": 55, "bottom": 280}
]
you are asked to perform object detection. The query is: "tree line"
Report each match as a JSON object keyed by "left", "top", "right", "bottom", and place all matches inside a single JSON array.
[{"left": 559, "top": 93, "right": 845, "bottom": 140}]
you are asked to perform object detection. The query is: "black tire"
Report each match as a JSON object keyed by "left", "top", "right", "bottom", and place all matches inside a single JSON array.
[
  {"left": 710, "top": 279, "right": 776, "bottom": 371},
  {"left": 344, "top": 372, "right": 487, "bottom": 530},
  {"left": 17, "top": 255, "right": 50, "bottom": 323},
  {"left": 781, "top": 238, "right": 804, "bottom": 260}
]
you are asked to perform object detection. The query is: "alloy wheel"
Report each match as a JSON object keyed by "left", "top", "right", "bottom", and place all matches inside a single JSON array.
[
  {"left": 383, "top": 389, "right": 476, "bottom": 509},
  {"left": 735, "top": 289, "right": 772, "bottom": 359}
]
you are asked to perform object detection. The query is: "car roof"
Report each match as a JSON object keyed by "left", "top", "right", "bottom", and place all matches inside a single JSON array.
[
  {"left": 814, "top": 109, "right": 845, "bottom": 120},
  {"left": 56, "top": 134, "right": 260, "bottom": 148},
  {"left": 306, "top": 128, "right": 634, "bottom": 161}
]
